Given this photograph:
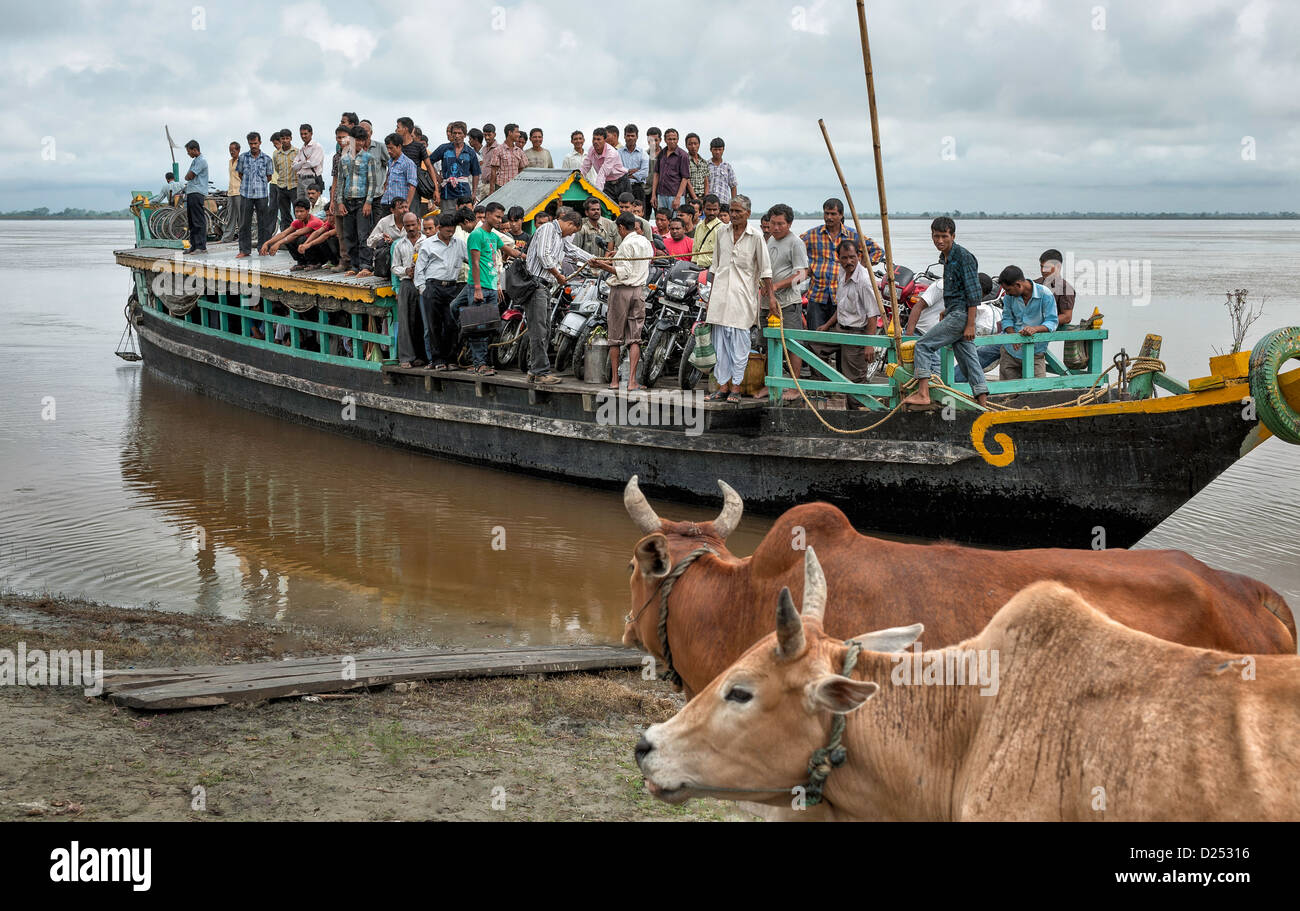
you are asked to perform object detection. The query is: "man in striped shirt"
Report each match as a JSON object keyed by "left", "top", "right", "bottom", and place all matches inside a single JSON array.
[{"left": 483, "top": 123, "right": 528, "bottom": 194}]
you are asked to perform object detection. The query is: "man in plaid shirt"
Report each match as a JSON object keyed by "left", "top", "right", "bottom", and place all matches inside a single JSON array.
[
  {"left": 902, "top": 217, "right": 989, "bottom": 408},
  {"left": 235, "top": 131, "right": 275, "bottom": 257},
  {"left": 801, "top": 197, "right": 882, "bottom": 361}
]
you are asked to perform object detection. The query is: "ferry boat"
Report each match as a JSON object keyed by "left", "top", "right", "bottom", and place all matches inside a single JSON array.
[{"left": 114, "top": 183, "right": 1300, "bottom": 549}]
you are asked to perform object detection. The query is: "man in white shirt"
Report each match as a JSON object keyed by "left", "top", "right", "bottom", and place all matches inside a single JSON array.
[
  {"left": 391, "top": 212, "right": 426, "bottom": 368},
  {"left": 293, "top": 124, "right": 325, "bottom": 200},
  {"left": 820, "top": 240, "right": 881, "bottom": 405},
  {"left": 704, "top": 195, "right": 774, "bottom": 403},
  {"left": 415, "top": 212, "right": 469, "bottom": 370},
  {"left": 364, "top": 197, "right": 410, "bottom": 280},
  {"left": 606, "top": 213, "right": 654, "bottom": 391}
]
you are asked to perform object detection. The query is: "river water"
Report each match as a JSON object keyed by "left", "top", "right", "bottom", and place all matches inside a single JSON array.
[{"left": 0, "top": 218, "right": 1296, "bottom": 645}]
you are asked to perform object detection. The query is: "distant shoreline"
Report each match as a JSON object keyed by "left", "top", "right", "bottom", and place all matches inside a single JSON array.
[{"left": 2, "top": 211, "right": 1298, "bottom": 221}]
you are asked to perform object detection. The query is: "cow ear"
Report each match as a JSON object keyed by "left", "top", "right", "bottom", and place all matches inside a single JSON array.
[
  {"left": 807, "top": 675, "right": 879, "bottom": 714},
  {"left": 775, "top": 587, "right": 806, "bottom": 659},
  {"left": 634, "top": 534, "right": 672, "bottom": 579},
  {"left": 850, "top": 623, "right": 924, "bottom": 653}
]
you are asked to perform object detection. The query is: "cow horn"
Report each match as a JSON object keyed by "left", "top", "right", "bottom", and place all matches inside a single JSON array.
[
  {"left": 776, "top": 587, "right": 806, "bottom": 659},
  {"left": 801, "top": 546, "right": 827, "bottom": 623},
  {"left": 712, "top": 480, "right": 743, "bottom": 539},
  {"left": 624, "top": 475, "right": 662, "bottom": 534}
]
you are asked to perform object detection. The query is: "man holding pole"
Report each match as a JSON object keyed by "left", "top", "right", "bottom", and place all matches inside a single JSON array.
[{"left": 901, "top": 217, "right": 989, "bottom": 408}]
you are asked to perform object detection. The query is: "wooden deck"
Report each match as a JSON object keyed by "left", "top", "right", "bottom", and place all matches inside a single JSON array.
[
  {"left": 100, "top": 645, "right": 648, "bottom": 710},
  {"left": 379, "top": 363, "right": 771, "bottom": 411},
  {"left": 114, "top": 242, "right": 393, "bottom": 303}
]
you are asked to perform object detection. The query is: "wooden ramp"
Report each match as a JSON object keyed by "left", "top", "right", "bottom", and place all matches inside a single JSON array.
[{"left": 100, "top": 646, "right": 647, "bottom": 711}]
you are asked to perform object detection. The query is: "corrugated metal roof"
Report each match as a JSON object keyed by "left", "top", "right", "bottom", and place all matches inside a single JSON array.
[{"left": 482, "top": 169, "right": 619, "bottom": 224}]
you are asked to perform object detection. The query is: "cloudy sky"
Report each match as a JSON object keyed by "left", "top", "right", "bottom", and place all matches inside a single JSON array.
[{"left": 3, "top": 0, "right": 1296, "bottom": 213}]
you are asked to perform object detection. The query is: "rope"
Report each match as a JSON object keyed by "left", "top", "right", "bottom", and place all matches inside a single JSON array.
[
  {"left": 1062, "top": 353, "right": 1166, "bottom": 407},
  {"left": 653, "top": 545, "right": 715, "bottom": 687},
  {"left": 772, "top": 311, "right": 915, "bottom": 434},
  {"left": 804, "top": 639, "right": 862, "bottom": 807}
]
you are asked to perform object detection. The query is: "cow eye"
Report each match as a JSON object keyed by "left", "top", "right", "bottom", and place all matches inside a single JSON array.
[{"left": 725, "top": 687, "right": 752, "bottom": 704}]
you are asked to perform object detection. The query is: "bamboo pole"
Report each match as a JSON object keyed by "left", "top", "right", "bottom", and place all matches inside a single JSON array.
[
  {"left": 856, "top": 0, "right": 903, "bottom": 364},
  {"left": 816, "top": 119, "right": 889, "bottom": 323}
]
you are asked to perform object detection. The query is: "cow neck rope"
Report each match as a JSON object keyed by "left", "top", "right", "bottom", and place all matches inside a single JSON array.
[
  {"left": 654, "top": 545, "right": 716, "bottom": 688},
  {"left": 667, "top": 640, "right": 865, "bottom": 807},
  {"left": 804, "top": 639, "right": 862, "bottom": 807}
]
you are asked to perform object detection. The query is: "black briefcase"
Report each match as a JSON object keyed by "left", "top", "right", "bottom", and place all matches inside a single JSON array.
[{"left": 459, "top": 303, "right": 501, "bottom": 334}]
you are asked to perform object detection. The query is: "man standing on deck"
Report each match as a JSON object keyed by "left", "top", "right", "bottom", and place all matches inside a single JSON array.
[
  {"left": 431, "top": 123, "right": 480, "bottom": 217},
  {"left": 378, "top": 133, "right": 417, "bottom": 222},
  {"left": 1037, "top": 248, "right": 1076, "bottom": 327},
  {"left": 221, "top": 141, "right": 242, "bottom": 244},
  {"left": 454, "top": 201, "right": 525, "bottom": 374},
  {"left": 235, "top": 132, "right": 275, "bottom": 258},
  {"left": 901, "top": 217, "right": 989, "bottom": 408},
  {"left": 524, "top": 128, "right": 553, "bottom": 169},
  {"left": 821, "top": 239, "right": 880, "bottom": 408},
  {"left": 416, "top": 213, "right": 469, "bottom": 369},
  {"left": 270, "top": 130, "right": 298, "bottom": 232},
  {"left": 691, "top": 196, "right": 723, "bottom": 268},
  {"left": 582, "top": 127, "right": 628, "bottom": 194},
  {"left": 294, "top": 124, "right": 324, "bottom": 201},
  {"left": 576, "top": 197, "right": 618, "bottom": 258},
  {"left": 339, "top": 124, "right": 379, "bottom": 277},
  {"left": 182, "top": 140, "right": 208, "bottom": 255},
  {"left": 652, "top": 128, "right": 689, "bottom": 216},
  {"left": 483, "top": 123, "right": 528, "bottom": 195},
  {"left": 392, "top": 212, "right": 427, "bottom": 369},
  {"left": 800, "top": 198, "right": 881, "bottom": 368},
  {"left": 522, "top": 208, "right": 611, "bottom": 385},
  {"left": 705, "top": 195, "right": 774, "bottom": 404},
  {"left": 395, "top": 117, "right": 434, "bottom": 218},
  {"left": 619, "top": 125, "right": 649, "bottom": 209},
  {"left": 606, "top": 212, "right": 654, "bottom": 391},
  {"left": 766, "top": 204, "right": 808, "bottom": 401}
]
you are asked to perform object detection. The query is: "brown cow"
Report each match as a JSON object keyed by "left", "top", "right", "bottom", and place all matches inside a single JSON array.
[
  {"left": 623, "top": 476, "right": 1296, "bottom": 697},
  {"left": 636, "top": 548, "right": 1300, "bottom": 821}
]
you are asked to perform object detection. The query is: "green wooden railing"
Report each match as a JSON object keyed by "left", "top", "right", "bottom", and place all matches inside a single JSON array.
[
  {"left": 764, "top": 325, "right": 1111, "bottom": 408},
  {"left": 137, "top": 272, "right": 393, "bottom": 370}
]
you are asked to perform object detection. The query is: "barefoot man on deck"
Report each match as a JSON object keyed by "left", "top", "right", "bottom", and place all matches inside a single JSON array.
[{"left": 901, "top": 217, "right": 990, "bottom": 409}]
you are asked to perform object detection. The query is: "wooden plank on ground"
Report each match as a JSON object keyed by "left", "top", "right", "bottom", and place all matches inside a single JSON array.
[{"left": 100, "top": 646, "right": 647, "bottom": 711}]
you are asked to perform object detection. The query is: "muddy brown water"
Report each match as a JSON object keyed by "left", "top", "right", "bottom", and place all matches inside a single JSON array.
[{"left": 0, "top": 219, "right": 1297, "bottom": 647}]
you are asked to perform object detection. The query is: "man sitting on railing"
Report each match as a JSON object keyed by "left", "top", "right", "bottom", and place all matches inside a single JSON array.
[
  {"left": 994, "top": 265, "right": 1058, "bottom": 380},
  {"left": 901, "top": 217, "right": 989, "bottom": 408}
]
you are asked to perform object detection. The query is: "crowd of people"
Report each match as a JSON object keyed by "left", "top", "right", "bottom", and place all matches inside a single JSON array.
[{"left": 170, "top": 115, "right": 1075, "bottom": 400}]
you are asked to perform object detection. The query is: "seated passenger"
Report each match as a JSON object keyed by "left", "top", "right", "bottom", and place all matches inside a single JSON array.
[{"left": 995, "top": 265, "right": 1058, "bottom": 380}]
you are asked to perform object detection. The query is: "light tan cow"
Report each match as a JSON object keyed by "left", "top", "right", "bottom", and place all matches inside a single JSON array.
[{"left": 636, "top": 547, "right": 1300, "bottom": 821}]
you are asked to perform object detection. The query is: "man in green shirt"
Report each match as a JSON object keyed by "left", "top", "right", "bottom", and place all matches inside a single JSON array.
[{"left": 453, "top": 201, "right": 523, "bottom": 373}]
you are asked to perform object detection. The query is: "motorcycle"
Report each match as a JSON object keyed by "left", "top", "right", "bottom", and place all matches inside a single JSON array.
[
  {"left": 638, "top": 259, "right": 708, "bottom": 388},
  {"left": 675, "top": 270, "right": 714, "bottom": 390}
]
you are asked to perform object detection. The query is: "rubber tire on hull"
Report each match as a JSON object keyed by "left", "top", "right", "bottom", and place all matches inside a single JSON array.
[{"left": 1249, "top": 326, "right": 1300, "bottom": 444}]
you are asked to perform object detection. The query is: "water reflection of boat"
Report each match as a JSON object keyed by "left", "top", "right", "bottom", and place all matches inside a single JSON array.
[{"left": 119, "top": 371, "right": 653, "bottom": 642}]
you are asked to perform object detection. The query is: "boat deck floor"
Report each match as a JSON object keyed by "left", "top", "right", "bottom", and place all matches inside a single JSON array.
[
  {"left": 116, "top": 242, "right": 390, "bottom": 297},
  {"left": 380, "top": 363, "right": 774, "bottom": 411}
]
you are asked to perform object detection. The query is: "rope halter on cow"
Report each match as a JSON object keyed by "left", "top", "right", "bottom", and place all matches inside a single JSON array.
[
  {"left": 651, "top": 545, "right": 715, "bottom": 687},
  {"left": 804, "top": 639, "right": 862, "bottom": 807}
]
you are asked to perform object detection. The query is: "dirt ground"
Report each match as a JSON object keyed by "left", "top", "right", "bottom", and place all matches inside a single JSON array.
[{"left": 0, "top": 593, "right": 756, "bottom": 822}]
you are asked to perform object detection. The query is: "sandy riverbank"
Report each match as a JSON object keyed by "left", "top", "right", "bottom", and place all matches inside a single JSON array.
[{"left": 0, "top": 593, "right": 753, "bottom": 821}]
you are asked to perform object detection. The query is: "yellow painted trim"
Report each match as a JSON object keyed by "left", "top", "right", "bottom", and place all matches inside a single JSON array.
[
  {"left": 970, "top": 382, "right": 1255, "bottom": 468},
  {"left": 522, "top": 171, "right": 622, "bottom": 223},
  {"left": 115, "top": 251, "right": 381, "bottom": 303}
]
